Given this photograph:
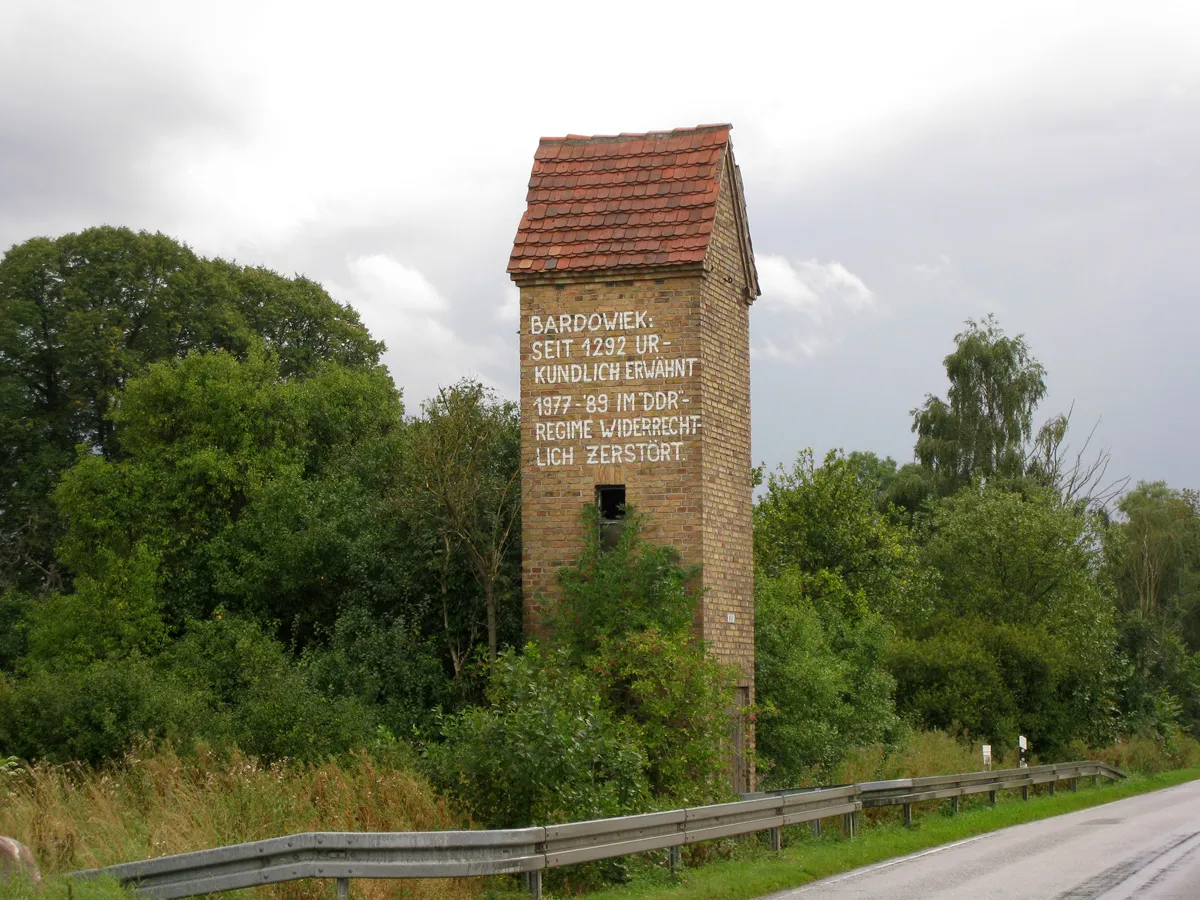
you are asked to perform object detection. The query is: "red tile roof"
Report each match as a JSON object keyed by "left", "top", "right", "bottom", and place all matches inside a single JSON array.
[{"left": 508, "top": 124, "right": 734, "bottom": 277}]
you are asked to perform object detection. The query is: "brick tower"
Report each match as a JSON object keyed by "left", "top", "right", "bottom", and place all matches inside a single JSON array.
[{"left": 507, "top": 124, "right": 759, "bottom": 788}]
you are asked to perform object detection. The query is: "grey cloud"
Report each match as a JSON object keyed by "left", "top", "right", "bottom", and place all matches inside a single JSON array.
[
  {"left": 745, "top": 84, "right": 1200, "bottom": 488},
  {"left": 0, "top": 9, "right": 240, "bottom": 250}
]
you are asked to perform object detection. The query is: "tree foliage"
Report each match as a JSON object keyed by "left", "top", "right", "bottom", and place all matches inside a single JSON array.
[
  {"left": 753, "top": 451, "right": 915, "bottom": 782},
  {"left": 756, "top": 567, "right": 898, "bottom": 785},
  {"left": 1103, "top": 483, "right": 1200, "bottom": 737},
  {"left": 755, "top": 449, "right": 929, "bottom": 622},
  {"left": 406, "top": 380, "right": 521, "bottom": 663},
  {"left": 0, "top": 226, "right": 381, "bottom": 593},
  {"left": 893, "top": 482, "right": 1119, "bottom": 751},
  {"left": 53, "top": 347, "right": 405, "bottom": 641},
  {"left": 5, "top": 223, "right": 1199, "bottom": 800},
  {"left": 912, "top": 315, "right": 1046, "bottom": 495}
]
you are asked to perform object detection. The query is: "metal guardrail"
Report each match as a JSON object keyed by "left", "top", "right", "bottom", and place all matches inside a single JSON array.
[
  {"left": 857, "top": 761, "right": 1125, "bottom": 825},
  {"left": 72, "top": 760, "right": 1124, "bottom": 899}
]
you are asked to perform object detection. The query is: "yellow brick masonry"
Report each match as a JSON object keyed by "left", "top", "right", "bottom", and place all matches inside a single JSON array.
[
  {"left": 700, "top": 153, "right": 755, "bottom": 691},
  {"left": 518, "top": 271, "right": 706, "bottom": 625}
]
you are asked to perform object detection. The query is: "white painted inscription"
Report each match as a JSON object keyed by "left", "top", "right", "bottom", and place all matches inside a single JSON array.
[{"left": 527, "top": 309, "right": 701, "bottom": 466}]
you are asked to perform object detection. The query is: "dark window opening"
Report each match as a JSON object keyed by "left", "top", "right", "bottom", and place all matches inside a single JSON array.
[{"left": 596, "top": 485, "right": 626, "bottom": 551}]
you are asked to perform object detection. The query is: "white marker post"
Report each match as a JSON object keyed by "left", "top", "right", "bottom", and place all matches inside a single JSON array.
[
  {"left": 982, "top": 744, "right": 992, "bottom": 771},
  {"left": 1018, "top": 735, "right": 1028, "bottom": 769}
]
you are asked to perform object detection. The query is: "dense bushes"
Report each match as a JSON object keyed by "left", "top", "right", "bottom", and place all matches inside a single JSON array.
[
  {"left": 753, "top": 444, "right": 1197, "bottom": 780},
  {"left": 0, "top": 612, "right": 374, "bottom": 765},
  {"left": 0, "top": 328, "right": 520, "bottom": 763},
  {"left": 427, "top": 644, "right": 649, "bottom": 827},
  {"left": 429, "top": 510, "right": 737, "bottom": 825},
  {"left": 756, "top": 567, "right": 898, "bottom": 785}
]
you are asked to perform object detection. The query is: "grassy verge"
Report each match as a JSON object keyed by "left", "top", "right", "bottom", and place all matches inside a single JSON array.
[
  {"left": 561, "top": 768, "right": 1200, "bottom": 900},
  {"left": 0, "top": 746, "right": 474, "bottom": 900},
  {"left": 5, "top": 754, "right": 1196, "bottom": 900}
]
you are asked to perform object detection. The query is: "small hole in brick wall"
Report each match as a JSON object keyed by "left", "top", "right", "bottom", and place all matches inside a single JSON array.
[
  {"left": 555, "top": 283, "right": 566, "bottom": 290},
  {"left": 596, "top": 485, "right": 626, "bottom": 551}
]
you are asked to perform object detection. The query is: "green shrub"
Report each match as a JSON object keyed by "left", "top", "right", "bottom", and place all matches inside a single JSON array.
[
  {"left": 592, "top": 627, "right": 736, "bottom": 805},
  {"left": 427, "top": 643, "right": 649, "bottom": 827},
  {"left": 169, "top": 613, "right": 373, "bottom": 762},
  {"left": 302, "top": 603, "right": 451, "bottom": 737},
  {"left": 888, "top": 616, "right": 1115, "bottom": 755},
  {"left": 552, "top": 507, "right": 697, "bottom": 663},
  {"left": 0, "top": 658, "right": 201, "bottom": 765},
  {"left": 756, "top": 568, "right": 899, "bottom": 785}
]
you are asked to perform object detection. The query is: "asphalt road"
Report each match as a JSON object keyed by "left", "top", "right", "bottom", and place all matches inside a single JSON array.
[{"left": 766, "top": 778, "right": 1200, "bottom": 900}]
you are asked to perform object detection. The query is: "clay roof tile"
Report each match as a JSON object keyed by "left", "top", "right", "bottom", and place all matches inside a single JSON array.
[{"left": 508, "top": 124, "right": 737, "bottom": 276}]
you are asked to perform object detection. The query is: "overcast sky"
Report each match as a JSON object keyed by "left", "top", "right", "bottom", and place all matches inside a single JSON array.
[{"left": 3, "top": 0, "right": 1198, "bottom": 492}]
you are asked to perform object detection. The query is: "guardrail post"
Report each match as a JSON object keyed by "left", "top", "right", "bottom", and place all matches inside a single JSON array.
[
  {"left": 853, "top": 810, "right": 860, "bottom": 835},
  {"left": 811, "top": 818, "right": 821, "bottom": 838},
  {"left": 336, "top": 878, "right": 349, "bottom": 900},
  {"left": 1092, "top": 775, "right": 1098, "bottom": 787},
  {"left": 842, "top": 812, "right": 855, "bottom": 837},
  {"left": 527, "top": 870, "right": 542, "bottom": 900},
  {"left": 1021, "top": 785, "right": 1029, "bottom": 801},
  {"left": 950, "top": 796, "right": 959, "bottom": 815},
  {"left": 669, "top": 845, "right": 681, "bottom": 874},
  {"left": 989, "top": 790, "right": 997, "bottom": 806},
  {"left": 903, "top": 803, "right": 912, "bottom": 827},
  {"left": 1070, "top": 777, "right": 1078, "bottom": 793},
  {"left": 1049, "top": 780, "right": 1056, "bottom": 796},
  {"left": 769, "top": 826, "right": 783, "bottom": 852}
]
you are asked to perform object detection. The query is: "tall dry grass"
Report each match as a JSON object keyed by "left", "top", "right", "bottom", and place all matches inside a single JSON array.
[
  {"left": 1066, "top": 732, "right": 1200, "bottom": 775},
  {"left": 0, "top": 745, "right": 483, "bottom": 900},
  {"left": 827, "top": 727, "right": 1200, "bottom": 786},
  {"left": 827, "top": 729, "right": 1017, "bottom": 785}
]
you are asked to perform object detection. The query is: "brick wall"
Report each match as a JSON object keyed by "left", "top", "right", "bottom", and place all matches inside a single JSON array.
[
  {"left": 517, "top": 270, "right": 707, "bottom": 626},
  {"left": 699, "top": 154, "right": 755, "bottom": 688}
]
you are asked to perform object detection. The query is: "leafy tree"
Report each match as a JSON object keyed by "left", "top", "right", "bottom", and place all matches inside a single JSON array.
[
  {"left": 755, "top": 449, "right": 930, "bottom": 623},
  {"left": 897, "top": 482, "right": 1119, "bottom": 751},
  {"left": 53, "top": 347, "right": 407, "bottom": 642},
  {"left": 912, "top": 315, "right": 1046, "bottom": 495},
  {"left": 921, "top": 484, "right": 1114, "bottom": 647},
  {"left": 21, "top": 543, "right": 167, "bottom": 672},
  {"left": 756, "top": 567, "right": 898, "bottom": 785},
  {"left": 845, "top": 451, "right": 937, "bottom": 523},
  {"left": 1106, "top": 482, "right": 1200, "bottom": 629},
  {"left": 1104, "top": 482, "right": 1200, "bottom": 736},
  {"left": 0, "top": 226, "right": 381, "bottom": 593},
  {"left": 406, "top": 380, "right": 522, "bottom": 663},
  {"left": 752, "top": 451, "right": 918, "bottom": 781}
]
